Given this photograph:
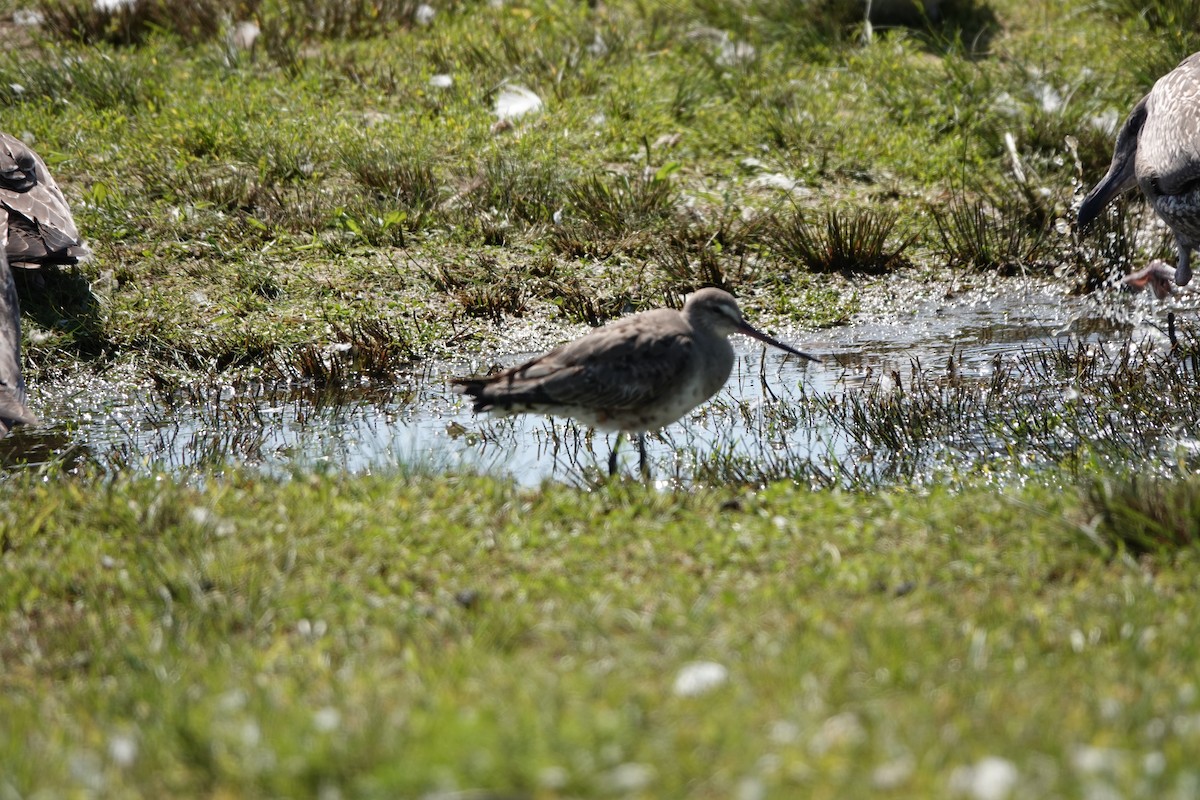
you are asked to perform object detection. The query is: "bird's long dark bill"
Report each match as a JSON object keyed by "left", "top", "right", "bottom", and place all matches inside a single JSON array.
[
  {"left": 1078, "top": 95, "right": 1146, "bottom": 228},
  {"left": 738, "top": 322, "right": 820, "bottom": 363},
  {"left": 1078, "top": 169, "right": 1133, "bottom": 228}
]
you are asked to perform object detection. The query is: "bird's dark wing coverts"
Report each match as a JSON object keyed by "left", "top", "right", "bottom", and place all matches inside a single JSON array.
[
  {"left": 0, "top": 132, "right": 88, "bottom": 266},
  {"left": 454, "top": 311, "right": 696, "bottom": 414}
]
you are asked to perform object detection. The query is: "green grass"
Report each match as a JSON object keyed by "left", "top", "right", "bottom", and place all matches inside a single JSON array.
[
  {"left": 3, "top": 468, "right": 1200, "bottom": 797},
  {"left": 3, "top": 1, "right": 1200, "bottom": 795}
]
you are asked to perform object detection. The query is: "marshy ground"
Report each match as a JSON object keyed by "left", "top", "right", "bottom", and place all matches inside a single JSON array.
[{"left": 4, "top": 0, "right": 1200, "bottom": 796}]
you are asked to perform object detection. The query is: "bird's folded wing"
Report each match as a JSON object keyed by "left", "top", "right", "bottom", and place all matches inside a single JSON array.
[{"left": 509, "top": 328, "right": 694, "bottom": 411}]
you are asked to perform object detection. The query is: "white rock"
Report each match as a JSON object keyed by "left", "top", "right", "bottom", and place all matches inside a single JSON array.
[
  {"left": 313, "top": 707, "right": 341, "bottom": 732},
  {"left": 13, "top": 9, "right": 43, "bottom": 26},
  {"left": 493, "top": 85, "right": 543, "bottom": 120},
  {"left": 232, "top": 21, "right": 259, "bottom": 50},
  {"left": 872, "top": 755, "right": 914, "bottom": 789},
  {"left": 672, "top": 661, "right": 729, "bottom": 697},
  {"left": 717, "top": 39, "right": 756, "bottom": 67},
  {"left": 108, "top": 734, "right": 137, "bottom": 768},
  {"left": 949, "top": 756, "right": 1019, "bottom": 800},
  {"left": 749, "top": 173, "right": 803, "bottom": 192},
  {"left": 808, "top": 712, "right": 865, "bottom": 755},
  {"left": 605, "top": 762, "right": 655, "bottom": 793}
]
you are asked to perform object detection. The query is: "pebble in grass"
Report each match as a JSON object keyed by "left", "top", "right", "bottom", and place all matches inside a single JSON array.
[{"left": 672, "top": 661, "right": 729, "bottom": 697}]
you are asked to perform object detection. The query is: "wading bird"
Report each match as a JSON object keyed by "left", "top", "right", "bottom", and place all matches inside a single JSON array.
[
  {"left": 1079, "top": 52, "right": 1200, "bottom": 293},
  {"left": 453, "top": 287, "right": 820, "bottom": 476},
  {"left": 0, "top": 248, "right": 36, "bottom": 436},
  {"left": 0, "top": 131, "right": 90, "bottom": 268}
]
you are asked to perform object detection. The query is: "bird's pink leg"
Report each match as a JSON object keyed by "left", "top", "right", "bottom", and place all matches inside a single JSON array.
[{"left": 1123, "top": 260, "right": 1177, "bottom": 300}]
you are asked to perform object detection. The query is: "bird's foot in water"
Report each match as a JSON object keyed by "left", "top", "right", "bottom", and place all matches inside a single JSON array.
[{"left": 1124, "top": 260, "right": 1178, "bottom": 300}]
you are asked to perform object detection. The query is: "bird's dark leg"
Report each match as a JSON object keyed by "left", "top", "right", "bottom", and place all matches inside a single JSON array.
[
  {"left": 1176, "top": 240, "right": 1193, "bottom": 287},
  {"left": 608, "top": 432, "right": 623, "bottom": 477},
  {"left": 637, "top": 433, "right": 648, "bottom": 478}
]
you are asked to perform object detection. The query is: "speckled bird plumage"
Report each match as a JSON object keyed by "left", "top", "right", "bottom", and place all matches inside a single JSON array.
[
  {"left": 0, "top": 132, "right": 90, "bottom": 268},
  {"left": 1080, "top": 52, "right": 1200, "bottom": 288}
]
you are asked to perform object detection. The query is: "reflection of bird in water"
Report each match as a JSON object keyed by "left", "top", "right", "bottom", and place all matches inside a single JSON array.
[
  {"left": 453, "top": 288, "right": 820, "bottom": 476},
  {"left": 0, "top": 249, "right": 36, "bottom": 436},
  {"left": 0, "top": 131, "right": 90, "bottom": 269},
  {"left": 1080, "top": 52, "right": 1200, "bottom": 296}
]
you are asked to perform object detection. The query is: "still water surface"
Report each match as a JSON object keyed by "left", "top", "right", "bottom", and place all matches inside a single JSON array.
[{"left": 3, "top": 281, "right": 1186, "bottom": 486}]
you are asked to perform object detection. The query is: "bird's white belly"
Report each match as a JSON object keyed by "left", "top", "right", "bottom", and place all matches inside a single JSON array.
[{"left": 635, "top": 372, "right": 712, "bottom": 431}]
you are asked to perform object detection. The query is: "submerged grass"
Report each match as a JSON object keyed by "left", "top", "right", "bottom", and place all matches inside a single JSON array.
[{"left": 3, "top": 468, "right": 1200, "bottom": 797}]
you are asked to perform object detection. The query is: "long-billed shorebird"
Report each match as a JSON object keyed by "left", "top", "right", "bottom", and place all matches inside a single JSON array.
[
  {"left": 0, "top": 248, "right": 36, "bottom": 436},
  {"left": 453, "top": 287, "right": 820, "bottom": 476},
  {"left": 0, "top": 131, "right": 90, "bottom": 268},
  {"left": 1079, "top": 52, "right": 1200, "bottom": 293}
]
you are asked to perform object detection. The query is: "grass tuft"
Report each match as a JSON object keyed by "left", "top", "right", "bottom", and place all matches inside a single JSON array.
[
  {"left": 552, "top": 166, "right": 678, "bottom": 255},
  {"left": 541, "top": 275, "right": 630, "bottom": 327},
  {"left": 281, "top": 317, "right": 420, "bottom": 386},
  {"left": 0, "top": 45, "right": 162, "bottom": 109},
  {"left": 931, "top": 191, "right": 1052, "bottom": 274},
  {"left": 422, "top": 255, "right": 529, "bottom": 322},
  {"left": 35, "top": 0, "right": 426, "bottom": 46},
  {"left": 340, "top": 140, "right": 440, "bottom": 232},
  {"left": 35, "top": 0, "right": 250, "bottom": 45},
  {"left": 1097, "top": 0, "right": 1200, "bottom": 87},
  {"left": 1087, "top": 476, "right": 1200, "bottom": 555},
  {"left": 766, "top": 206, "right": 913, "bottom": 275}
]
